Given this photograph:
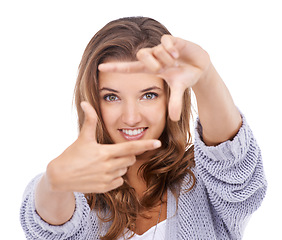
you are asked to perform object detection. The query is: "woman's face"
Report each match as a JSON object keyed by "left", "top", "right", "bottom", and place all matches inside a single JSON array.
[{"left": 99, "top": 70, "right": 167, "bottom": 144}]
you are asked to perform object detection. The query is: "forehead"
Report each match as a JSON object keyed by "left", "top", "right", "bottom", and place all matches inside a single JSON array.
[{"left": 98, "top": 71, "right": 164, "bottom": 90}]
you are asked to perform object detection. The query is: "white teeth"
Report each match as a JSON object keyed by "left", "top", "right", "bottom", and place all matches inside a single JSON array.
[{"left": 122, "top": 128, "right": 145, "bottom": 136}]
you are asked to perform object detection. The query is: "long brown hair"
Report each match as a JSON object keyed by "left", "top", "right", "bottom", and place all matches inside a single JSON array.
[{"left": 74, "top": 16, "right": 195, "bottom": 240}]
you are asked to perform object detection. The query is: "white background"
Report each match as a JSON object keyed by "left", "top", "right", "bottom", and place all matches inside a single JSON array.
[{"left": 0, "top": 0, "right": 281, "bottom": 239}]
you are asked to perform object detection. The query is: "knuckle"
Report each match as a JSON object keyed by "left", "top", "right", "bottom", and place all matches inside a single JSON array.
[
  {"left": 125, "top": 65, "right": 131, "bottom": 73},
  {"left": 103, "top": 177, "right": 124, "bottom": 192},
  {"left": 102, "top": 174, "right": 112, "bottom": 184},
  {"left": 120, "top": 167, "right": 128, "bottom": 176},
  {"left": 127, "top": 141, "right": 135, "bottom": 149},
  {"left": 161, "top": 34, "right": 172, "bottom": 46},
  {"left": 137, "top": 48, "right": 149, "bottom": 59},
  {"left": 115, "top": 177, "right": 124, "bottom": 187},
  {"left": 153, "top": 64, "right": 162, "bottom": 73},
  {"left": 127, "top": 142, "right": 138, "bottom": 153},
  {"left": 103, "top": 161, "right": 113, "bottom": 171},
  {"left": 126, "top": 142, "right": 141, "bottom": 154},
  {"left": 153, "top": 45, "right": 163, "bottom": 55},
  {"left": 128, "top": 156, "right": 136, "bottom": 166},
  {"left": 122, "top": 142, "right": 131, "bottom": 152},
  {"left": 98, "top": 146, "right": 111, "bottom": 159},
  {"left": 161, "top": 34, "right": 170, "bottom": 42},
  {"left": 166, "top": 44, "right": 175, "bottom": 53},
  {"left": 97, "top": 184, "right": 109, "bottom": 193}
]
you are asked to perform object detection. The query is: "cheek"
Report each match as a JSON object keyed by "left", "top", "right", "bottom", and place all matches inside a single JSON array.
[{"left": 100, "top": 104, "right": 117, "bottom": 131}]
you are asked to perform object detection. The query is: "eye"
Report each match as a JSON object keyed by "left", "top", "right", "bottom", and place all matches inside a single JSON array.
[
  {"left": 142, "top": 92, "right": 158, "bottom": 100},
  {"left": 104, "top": 94, "right": 119, "bottom": 102}
]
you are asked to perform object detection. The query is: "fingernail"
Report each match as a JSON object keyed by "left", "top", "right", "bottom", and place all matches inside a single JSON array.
[
  {"left": 153, "top": 140, "right": 162, "bottom": 148},
  {"left": 171, "top": 51, "right": 179, "bottom": 59}
]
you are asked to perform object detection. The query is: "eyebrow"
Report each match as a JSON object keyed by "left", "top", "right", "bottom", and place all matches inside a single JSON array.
[
  {"left": 99, "top": 87, "right": 119, "bottom": 93},
  {"left": 99, "top": 86, "right": 162, "bottom": 93},
  {"left": 140, "top": 86, "right": 162, "bottom": 93}
]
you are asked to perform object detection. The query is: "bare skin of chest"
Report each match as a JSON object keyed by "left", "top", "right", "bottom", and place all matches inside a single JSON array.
[
  {"left": 133, "top": 203, "right": 167, "bottom": 235},
  {"left": 126, "top": 161, "right": 167, "bottom": 235}
]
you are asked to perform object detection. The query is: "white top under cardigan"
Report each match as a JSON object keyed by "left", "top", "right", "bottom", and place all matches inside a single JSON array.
[{"left": 117, "top": 220, "right": 167, "bottom": 240}]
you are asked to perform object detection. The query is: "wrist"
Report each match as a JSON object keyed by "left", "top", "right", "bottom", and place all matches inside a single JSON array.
[
  {"left": 35, "top": 173, "right": 76, "bottom": 225},
  {"left": 46, "top": 156, "right": 69, "bottom": 193},
  {"left": 192, "top": 63, "right": 220, "bottom": 96}
]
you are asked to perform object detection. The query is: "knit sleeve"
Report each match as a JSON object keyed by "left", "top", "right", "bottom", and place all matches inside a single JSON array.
[
  {"left": 194, "top": 114, "right": 267, "bottom": 238},
  {"left": 20, "top": 173, "right": 92, "bottom": 240}
]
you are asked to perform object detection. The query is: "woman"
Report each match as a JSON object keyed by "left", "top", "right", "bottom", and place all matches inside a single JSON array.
[{"left": 20, "top": 17, "right": 267, "bottom": 240}]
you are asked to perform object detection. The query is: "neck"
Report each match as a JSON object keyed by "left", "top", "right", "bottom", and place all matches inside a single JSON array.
[
  {"left": 126, "top": 148, "right": 159, "bottom": 198},
  {"left": 126, "top": 158, "right": 147, "bottom": 199}
]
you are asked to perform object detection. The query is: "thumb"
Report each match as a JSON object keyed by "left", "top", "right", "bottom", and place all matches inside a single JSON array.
[
  {"left": 168, "top": 86, "right": 185, "bottom": 122},
  {"left": 80, "top": 101, "right": 98, "bottom": 142}
]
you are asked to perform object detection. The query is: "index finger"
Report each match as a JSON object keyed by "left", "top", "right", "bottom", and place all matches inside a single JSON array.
[
  {"left": 104, "top": 139, "right": 162, "bottom": 157},
  {"left": 98, "top": 61, "right": 148, "bottom": 73}
]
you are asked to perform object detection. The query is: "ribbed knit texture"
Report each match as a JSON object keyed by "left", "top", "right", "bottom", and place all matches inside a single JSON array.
[{"left": 20, "top": 114, "right": 267, "bottom": 239}]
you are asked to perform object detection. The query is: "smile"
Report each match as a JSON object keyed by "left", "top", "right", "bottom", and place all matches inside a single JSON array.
[
  {"left": 119, "top": 127, "right": 148, "bottom": 140},
  {"left": 122, "top": 128, "right": 146, "bottom": 136}
]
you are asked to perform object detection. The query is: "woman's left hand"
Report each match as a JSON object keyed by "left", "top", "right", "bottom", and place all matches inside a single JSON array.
[{"left": 98, "top": 35, "right": 211, "bottom": 121}]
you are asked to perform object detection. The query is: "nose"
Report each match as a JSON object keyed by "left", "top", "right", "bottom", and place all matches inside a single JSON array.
[{"left": 121, "top": 101, "right": 142, "bottom": 127}]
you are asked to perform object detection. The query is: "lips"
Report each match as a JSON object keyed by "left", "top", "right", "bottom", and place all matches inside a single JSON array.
[{"left": 119, "top": 127, "right": 148, "bottom": 140}]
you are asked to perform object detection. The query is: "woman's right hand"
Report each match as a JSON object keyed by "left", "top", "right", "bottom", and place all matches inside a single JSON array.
[{"left": 46, "top": 101, "right": 161, "bottom": 194}]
